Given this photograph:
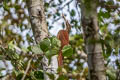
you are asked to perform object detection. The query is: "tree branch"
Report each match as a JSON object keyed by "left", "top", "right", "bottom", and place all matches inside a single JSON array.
[
  {"left": 21, "top": 57, "right": 33, "bottom": 80},
  {"left": 99, "top": 1, "right": 120, "bottom": 13}
]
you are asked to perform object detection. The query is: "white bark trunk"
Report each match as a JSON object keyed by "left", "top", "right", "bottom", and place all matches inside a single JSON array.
[
  {"left": 79, "top": 0, "right": 106, "bottom": 80},
  {"left": 26, "top": 0, "right": 58, "bottom": 80}
]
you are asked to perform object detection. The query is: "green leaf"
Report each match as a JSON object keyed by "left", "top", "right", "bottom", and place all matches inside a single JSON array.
[
  {"left": 21, "top": 47, "right": 28, "bottom": 53},
  {"left": 71, "top": 20, "right": 78, "bottom": 28},
  {"left": 45, "top": 49, "right": 58, "bottom": 58},
  {"left": 56, "top": 12, "right": 60, "bottom": 16},
  {"left": 52, "top": 4, "right": 56, "bottom": 7},
  {"left": 106, "top": 67, "right": 116, "bottom": 80},
  {"left": 47, "top": 73, "right": 55, "bottom": 80},
  {"left": 31, "top": 45, "right": 43, "bottom": 54},
  {"left": 50, "top": 37, "right": 61, "bottom": 47},
  {"left": 62, "top": 45, "right": 73, "bottom": 57},
  {"left": 40, "top": 38, "right": 51, "bottom": 52},
  {"left": 16, "top": 72, "right": 32, "bottom": 80},
  {"left": 12, "top": 53, "right": 19, "bottom": 60},
  {"left": 27, "top": 46, "right": 32, "bottom": 51},
  {"left": 45, "top": 3, "right": 49, "bottom": 7},
  {"left": 8, "top": 41, "right": 15, "bottom": 50},
  {"left": 98, "top": 10, "right": 110, "bottom": 19},
  {"left": 34, "top": 70, "right": 44, "bottom": 80},
  {"left": 70, "top": 9, "right": 75, "bottom": 16},
  {"left": 16, "top": 73, "right": 24, "bottom": 80},
  {"left": 57, "top": 75, "right": 68, "bottom": 80},
  {"left": 3, "top": 1, "right": 10, "bottom": 11}
]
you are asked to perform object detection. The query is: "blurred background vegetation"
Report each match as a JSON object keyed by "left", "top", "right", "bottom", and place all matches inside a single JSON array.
[{"left": 0, "top": 0, "right": 120, "bottom": 80}]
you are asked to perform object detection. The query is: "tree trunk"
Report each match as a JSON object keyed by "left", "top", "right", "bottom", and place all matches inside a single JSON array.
[
  {"left": 78, "top": 0, "right": 106, "bottom": 80},
  {"left": 26, "top": 0, "right": 58, "bottom": 80}
]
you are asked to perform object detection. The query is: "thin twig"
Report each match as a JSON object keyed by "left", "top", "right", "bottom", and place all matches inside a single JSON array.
[
  {"left": 58, "top": 0, "right": 73, "bottom": 10},
  {"left": 52, "top": 17, "right": 61, "bottom": 24},
  {"left": 99, "top": 1, "right": 120, "bottom": 13},
  {"left": 52, "top": 0, "right": 73, "bottom": 24},
  {"left": 21, "top": 58, "right": 32, "bottom": 80}
]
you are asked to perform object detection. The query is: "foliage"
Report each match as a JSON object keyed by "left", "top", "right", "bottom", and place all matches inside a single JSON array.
[
  {"left": 62, "top": 45, "right": 73, "bottom": 57},
  {"left": 0, "top": 0, "right": 119, "bottom": 80}
]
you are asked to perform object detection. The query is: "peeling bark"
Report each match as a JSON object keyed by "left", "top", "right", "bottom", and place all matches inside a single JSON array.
[
  {"left": 27, "top": 0, "right": 48, "bottom": 43},
  {"left": 78, "top": 0, "right": 106, "bottom": 80},
  {"left": 26, "top": 0, "right": 58, "bottom": 80}
]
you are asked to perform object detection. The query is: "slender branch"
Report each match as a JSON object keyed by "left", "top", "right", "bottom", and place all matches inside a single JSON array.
[
  {"left": 99, "top": 1, "right": 120, "bottom": 13},
  {"left": 75, "top": 0, "right": 82, "bottom": 34},
  {"left": 52, "top": 17, "right": 61, "bottom": 24},
  {"left": 52, "top": 0, "right": 73, "bottom": 24},
  {"left": 100, "top": 4, "right": 120, "bottom": 11},
  {"left": 99, "top": 0, "right": 120, "bottom": 9},
  {"left": 58, "top": 0, "right": 73, "bottom": 10},
  {"left": 103, "top": 5, "right": 120, "bottom": 9},
  {"left": 21, "top": 58, "right": 32, "bottom": 80}
]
